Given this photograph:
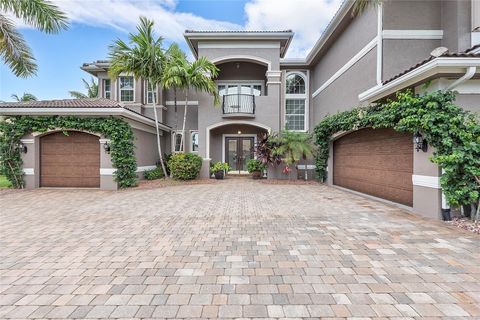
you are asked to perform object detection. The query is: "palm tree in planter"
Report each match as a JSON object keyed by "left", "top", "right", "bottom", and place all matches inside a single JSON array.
[
  {"left": 275, "top": 131, "right": 314, "bottom": 180},
  {"left": 162, "top": 55, "right": 220, "bottom": 152},
  {"left": 162, "top": 43, "right": 188, "bottom": 131},
  {"left": 11, "top": 92, "right": 37, "bottom": 101},
  {"left": 108, "top": 17, "right": 168, "bottom": 177},
  {"left": 69, "top": 78, "right": 98, "bottom": 99}
]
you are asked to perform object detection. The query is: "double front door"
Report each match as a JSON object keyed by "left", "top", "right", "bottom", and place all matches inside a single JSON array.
[{"left": 225, "top": 137, "right": 254, "bottom": 172}]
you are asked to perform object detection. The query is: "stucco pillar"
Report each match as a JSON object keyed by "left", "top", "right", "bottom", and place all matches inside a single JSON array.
[
  {"left": 99, "top": 138, "right": 118, "bottom": 190},
  {"left": 412, "top": 146, "right": 442, "bottom": 219},
  {"left": 20, "top": 137, "right": 37, "bottom": 189}
]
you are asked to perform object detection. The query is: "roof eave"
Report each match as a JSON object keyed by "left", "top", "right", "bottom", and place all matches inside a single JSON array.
[
  {"left": 0, "top": 107, "right": 171, "bottom": 132},
  {"left": 358, "top": 57, "right": 480, "bottom": 102}
]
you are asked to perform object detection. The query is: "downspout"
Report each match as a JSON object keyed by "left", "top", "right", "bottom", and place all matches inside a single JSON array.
[
  {"left": 376, "top": 4, "right": 383, "bottom": 86},
  {"left": 446, "top": 66, "right": 477, "bottom": 90},
  {"left": 441, "top": 66, "right": 477, "bottom": 220}
]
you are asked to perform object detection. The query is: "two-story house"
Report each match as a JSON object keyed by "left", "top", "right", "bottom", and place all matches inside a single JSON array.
[{"left": 1, "top": 0, "right": 479, "bottom": 220}]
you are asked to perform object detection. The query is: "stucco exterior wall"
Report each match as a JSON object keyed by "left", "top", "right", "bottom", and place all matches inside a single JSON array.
[
  {"left": 441, "top": 0, "right": 473, "bottom": 52},
  {"left": 383, "top": 0, "right": 442, "bottom": 30}
]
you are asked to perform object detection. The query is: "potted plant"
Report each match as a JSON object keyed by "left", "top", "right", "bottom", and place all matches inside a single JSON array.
[
  {"left": 210, "top": 162, "right": 230, "bottom": 180},
  {"left": 247, "top": 159, "right": 266, "bottom": 179}
]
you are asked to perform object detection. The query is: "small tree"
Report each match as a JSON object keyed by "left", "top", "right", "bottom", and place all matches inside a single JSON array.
[
  {"left": 275, "top": 131, "right": 314, "bottom": 178},
  {"left": 69, "top": 78, "right": 98, "bottom": 99},
  {"left": 108, "top": 17, "right": 168, "bottom": 177}
]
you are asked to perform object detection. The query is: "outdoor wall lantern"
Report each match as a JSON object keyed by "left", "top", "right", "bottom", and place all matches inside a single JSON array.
[
  {"left": 17, "top": 142, "right": 27, "bottom": 153},
  {"left": 103, "top": 142, "right": 111, "bottom": 154},
  {"left": 413, "top": 131, "right": 428, "bottom": 152}
]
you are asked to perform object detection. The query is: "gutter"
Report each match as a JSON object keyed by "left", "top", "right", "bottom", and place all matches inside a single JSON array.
[{"left": 358, "top": 57, "right": 480, "bottom": 102}]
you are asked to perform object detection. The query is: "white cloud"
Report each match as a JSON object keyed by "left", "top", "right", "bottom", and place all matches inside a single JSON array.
[
  {"left": 50, "top": 0, "right": 241, "bottom": 43},
  {"left": 244, "top": 0, "right": 343, "bottom": 58}
]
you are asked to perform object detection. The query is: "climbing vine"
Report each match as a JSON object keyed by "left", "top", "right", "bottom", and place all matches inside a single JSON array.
[
  {"left": 0, "top": 116, "right": 138, "bottom": 188},
  {"left": 314, "top": 90, "right": 480, "bottom": 208}
]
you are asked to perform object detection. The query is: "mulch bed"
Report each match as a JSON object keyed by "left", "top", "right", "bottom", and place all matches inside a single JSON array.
[
  {"left": 445, "top": 217, "right": 480, "bottom": 235},
  {"left": 133, "top": 178, "right": 217, "bottom": 190}
]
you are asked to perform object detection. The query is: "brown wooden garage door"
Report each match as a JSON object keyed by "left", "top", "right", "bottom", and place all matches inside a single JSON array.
[
  {"left": 40, "top": 131, "right": 100, "bottom": 188},
  {"left": 333, "top": 128, "right": 413, "bottom": 206}
]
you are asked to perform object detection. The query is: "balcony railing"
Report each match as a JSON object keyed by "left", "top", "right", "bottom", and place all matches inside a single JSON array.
[{"left": 222, "top": 94, "right": 255, "bottom": 114}]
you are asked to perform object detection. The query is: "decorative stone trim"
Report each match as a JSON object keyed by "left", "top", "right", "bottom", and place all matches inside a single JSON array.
[
  {"left": 23, "top": 168, "right": 34, "bottom": 175},
  {"left": 20, "top": 139, "right": 34, "bottom": 144},
  {"left": 412, "top": 174, "right": 441, "bottom": 189}
]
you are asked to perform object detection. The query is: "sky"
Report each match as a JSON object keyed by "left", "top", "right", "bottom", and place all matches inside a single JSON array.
[{"left": 0, "top": 0, "right": 343, "bottom": 101}]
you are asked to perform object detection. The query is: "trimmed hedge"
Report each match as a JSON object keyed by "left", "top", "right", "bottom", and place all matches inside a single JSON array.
[
  {"left": 143, "top": 166, "right": 164, "bottom": 180},
  {"left": 168, "top": 153, "right": 202, "bottom": 180}
]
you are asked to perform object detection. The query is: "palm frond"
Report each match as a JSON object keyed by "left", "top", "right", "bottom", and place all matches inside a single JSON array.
[
  {"left": 0, "top": 0, "right": 68, "bottom": 33},
  {"left": 68, "top": 91, "right": 87, "bottom": 99},
  {"left": 0, "top": 13, "right": 37, "bottom": 77},
  {"left": 11, "top": 92, "right": 37, "bottom": 101},
  {"left": 352, "top": 0, "right": 383, "bottom": 16}
]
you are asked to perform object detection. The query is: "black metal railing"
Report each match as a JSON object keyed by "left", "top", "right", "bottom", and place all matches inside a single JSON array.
[{"left": 222, "top": 94, "right": 255, "bottom": 114}]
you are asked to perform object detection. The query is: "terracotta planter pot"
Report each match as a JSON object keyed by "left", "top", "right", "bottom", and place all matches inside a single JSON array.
[
  {"left": 214, "top": 171, "right": 224, "bottom": 180},
  {"left": 252, "top": 171, "right": 262, "bottom": 179}
]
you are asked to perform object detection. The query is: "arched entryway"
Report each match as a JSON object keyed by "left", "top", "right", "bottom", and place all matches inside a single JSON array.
[
  {"left": 206, "top": 121, "right": 271, "bottom": 173},
  {"left": 40, "top": 131, "right": 100, "bottom": 187},
  {"left": 332, "top": 127, "right": 413, "bottom": 206}
]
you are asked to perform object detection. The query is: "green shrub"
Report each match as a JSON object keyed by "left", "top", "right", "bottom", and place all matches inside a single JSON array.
[
  {"left": 168, "top": 153, "right": 203, "bottom": 180},
  {"left": 246, "top": 159, "right": 266, "bottom": 173},
  {"left": 143, "top": 166, "right": 164, "bottom": 180},
  {"left": 210, "top": 162, "right": 230, "bottom": 173}
]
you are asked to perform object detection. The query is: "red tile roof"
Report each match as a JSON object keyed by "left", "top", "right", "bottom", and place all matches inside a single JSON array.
[{"left": 0, "top": 98, "right": 121, "bottom": 108}]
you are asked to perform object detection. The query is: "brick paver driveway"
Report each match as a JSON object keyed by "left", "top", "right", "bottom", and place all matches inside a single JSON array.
[{"left": 1, "top": 179, "right": 479, "bottom": 319}]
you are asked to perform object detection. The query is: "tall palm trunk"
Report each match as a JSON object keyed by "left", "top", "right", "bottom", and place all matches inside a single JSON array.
[
  {"left": 173, "top": 87, "right": 178, "bottom": 130},
  {"left": 151, "top": 82, "right": 168, "bottom": 177},
  {"left": 180, "top": 89, "right": 189, "bottom": 152}
]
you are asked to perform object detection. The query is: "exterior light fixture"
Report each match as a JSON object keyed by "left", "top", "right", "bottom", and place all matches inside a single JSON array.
[
  {"left": 413, "top": 131, "right": 428, "bottom": 152},
  {"left": 17, "top": 142, "right": 27, "bottom": 153},
  {"left": 103, "top": 142, "right": 111, "bottom": 154},
  {"left": 237, "top": 130, "right": 242, "bottom": 135},
  {"left": 236, "top": 62, "right": 240, "bottom": 69}
]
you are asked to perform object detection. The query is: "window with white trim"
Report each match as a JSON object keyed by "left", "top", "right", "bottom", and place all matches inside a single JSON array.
[
  {"left": 119, "top": 76, "right": 134, "bottom": 102},
  {"left": 191, "top": 131, "right": 199, "bottom": 152},
  {"left": 103, "top": 79, "right": 111, "bottom": 99},
  {"left": 145, "top": 80, "right": 157, "bottom": 104},
  {"left": 172, "top": 131, "right": 183, "bottom": 153},
  {"left": 217, "top": 83, "right": 263, "bottom": 96},
  {"left": 285, "top": 73, "right": 307, "bottom": 131}
]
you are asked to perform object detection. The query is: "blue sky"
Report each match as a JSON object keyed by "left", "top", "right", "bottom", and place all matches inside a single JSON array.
[{"left": 0, "top": 0, "right": 342, "bottom": 101}]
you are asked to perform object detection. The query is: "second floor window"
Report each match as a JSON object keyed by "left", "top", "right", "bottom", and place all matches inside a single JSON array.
[
  {"left": 285, "top": 72, "right": 307, "bottom": 131},
  {"left": 103, "top": 79, "right": 111, "bottom": 99},
  {"left": 218, "top": 83, "right": 262, "bottom": 96},
  {"left": 145, "top": 81, "right": 157, "bottom": 104},
  {"left": 119, "top": 76, "right": 134, "bottom": 102}
]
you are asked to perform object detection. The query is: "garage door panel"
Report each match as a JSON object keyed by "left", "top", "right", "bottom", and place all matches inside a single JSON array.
[
  {"left": 333, "top": 128, "right": 413, "bottom": 206},
  {"left": 40, "top": 131, "right": 100, "bottom": 188}
]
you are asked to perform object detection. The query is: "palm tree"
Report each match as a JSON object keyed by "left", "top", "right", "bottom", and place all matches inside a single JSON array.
[
  {"left": 69, "top": 78, "right": 98, "bottom": 99},
  {"left": 0, "top": 0, "right": 68, "bottom": 77},
  {"left": 162, "top": 56, "right": 220, "bottom": 152},
  {"left": 352, "top": 0, "right": 383, "bottom": 16},
  {"left": 108, "top": 16, "right": 168, "bottom": 177},
  {"left": 11, "top": 92, "right": 37, "bottom": 101},
  {"left": 162, "top": 43, "right": 188, "bottom": 131},
  {"left": 275, "top": 131, "right": 314, "bottom": 179}
]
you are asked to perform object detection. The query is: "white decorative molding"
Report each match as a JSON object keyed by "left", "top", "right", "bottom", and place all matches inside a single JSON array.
[
  {"left": 376, "top": 5, "right": 383, "bottom": 85},
  {"left": 199, "top": 41, "right": 280, "bottom": 49},
  {"left": 210, "top": 55, "right": 272, "bottom": 70},
  {"left": 100, "top": 168, "right": 116, "bottom": 176},
  {"left": 99, "top": 139, "right": 110, "bottom": 144},
  {"left": 472, "top": 32, "right": 480, "bottom": 47},
  {"left": 20, "top": 139, "right": 34, "bottom": 144},
  {"left": 266, "top": 81, "right": 282, "bottom": 85},
  {"left": 23, "top": 168, "right": 34, "bottom": 175},
  {"left": 165, "top": 100, "right": 199, "bottom": 106},
  {"left": 266, "top": 70, "right": 282, "bottom": 77},
  {"left": 412, "top": 174, "right": 441, "bottom": 189},
  {"left": 312, "top": 37, "right": 378, "bottom": 98},
  {"left": 297, "top": 164, "right": 316, "bottom": 170},
  {"left": 382, "top": 30, "right": 444, "bottom": 39},
  {"left": 136, "top": 165, "right": 157, "bottom": 173}
]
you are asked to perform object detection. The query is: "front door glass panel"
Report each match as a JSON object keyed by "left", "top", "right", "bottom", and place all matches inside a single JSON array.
[{"left": 225, "top": 137, "right": 254, "bottom": 172}]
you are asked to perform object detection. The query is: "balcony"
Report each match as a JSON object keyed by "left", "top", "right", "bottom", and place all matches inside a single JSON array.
[{"left": 222, "top": 94, "right": 255, "bottom": 118}]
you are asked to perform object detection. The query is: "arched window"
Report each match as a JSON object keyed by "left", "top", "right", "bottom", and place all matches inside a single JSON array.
[{"left": 285, "top": 72, "right": 307, "bottom": 131}]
